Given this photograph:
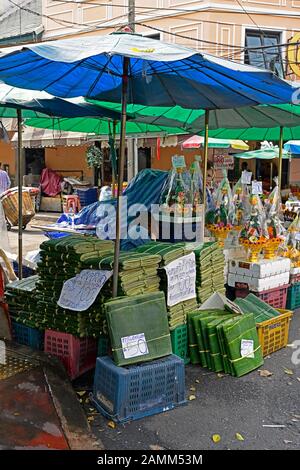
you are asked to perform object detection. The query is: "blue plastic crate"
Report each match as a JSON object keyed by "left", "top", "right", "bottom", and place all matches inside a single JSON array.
[
  {"left": 12, "top": 321, "right": 44, "bottom": 350},
  {"left": 92, "top": 355, "right": 186, "bottom": 423}
]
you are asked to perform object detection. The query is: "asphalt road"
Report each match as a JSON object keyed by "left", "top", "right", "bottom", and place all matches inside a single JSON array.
[{"left": 77, "top": 311, "right": 300, "bottom": 451}]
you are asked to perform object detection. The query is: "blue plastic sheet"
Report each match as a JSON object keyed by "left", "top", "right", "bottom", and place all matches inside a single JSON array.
[{"left": 57, "top": 169, "right": 168, "bottom": 249}]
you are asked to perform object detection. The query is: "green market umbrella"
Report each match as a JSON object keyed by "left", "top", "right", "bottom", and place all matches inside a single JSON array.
[
  {"left": 24, "top": 116, "right": 185, "bottom": 136},
  {"left": 234, "top": 148, "right": 290, "bottom": 159}
]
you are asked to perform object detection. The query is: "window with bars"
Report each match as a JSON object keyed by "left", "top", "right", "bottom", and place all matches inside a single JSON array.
[{"left": 245, "top": 30, "right": 284, "bottom": 78}]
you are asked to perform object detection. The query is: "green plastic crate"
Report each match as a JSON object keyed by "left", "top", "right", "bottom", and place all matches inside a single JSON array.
[
  {"left": 286, "top": 283, "right": 300, "bottom": 310},
  {"left": 170, "top": 324, "right": 190, "bottom": 365},
  {"left": 97, "top": 336, "right": 110, "bottom": 357}
]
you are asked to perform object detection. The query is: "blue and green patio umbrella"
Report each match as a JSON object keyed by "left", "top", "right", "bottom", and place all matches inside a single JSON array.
[{"left": 0, "top": 32, "right": 296, "bottom": 294}]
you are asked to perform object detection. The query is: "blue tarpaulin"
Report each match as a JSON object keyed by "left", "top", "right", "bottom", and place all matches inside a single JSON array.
[{"left": 57, "top": 169, "right": 168, "bottom": 249}]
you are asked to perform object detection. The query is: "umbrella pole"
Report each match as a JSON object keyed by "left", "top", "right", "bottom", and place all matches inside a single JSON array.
[
  {"left": 202, "top": 110, "right": 209, "bottom": 208},
  {"left": 17, "top": 109, "right": 23, "bottom": 280},
  {"left": 278, "top": 126, "right": 284, "bottom": 191},
  {"left": 112, "top": 57, "right": 129, "bottom": 298},
  {"left": 270, "top": 162, "right": 273, "bottom": 191}
]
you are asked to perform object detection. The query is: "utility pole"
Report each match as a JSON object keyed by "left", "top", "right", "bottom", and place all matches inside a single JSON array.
[{"left": 128, "top": 0, "right": 135, "bottom": 32}]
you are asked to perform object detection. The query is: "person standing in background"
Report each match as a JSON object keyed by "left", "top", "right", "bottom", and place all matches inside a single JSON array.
[{"left": 0, "top": 165, "right": 11, "bottom": 195}]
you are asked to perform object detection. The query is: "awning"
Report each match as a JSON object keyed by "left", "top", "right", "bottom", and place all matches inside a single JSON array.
[
  {"left": 181, "top": 135, "right": 249, "bottom": 150},
  {"left": 11, "top": 127, "right": 90, "bottom": 148}
]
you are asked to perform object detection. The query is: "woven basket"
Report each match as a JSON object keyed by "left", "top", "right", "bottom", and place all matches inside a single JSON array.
[{"left": 1, "top": 191, "right": 35, "bottom": 227}]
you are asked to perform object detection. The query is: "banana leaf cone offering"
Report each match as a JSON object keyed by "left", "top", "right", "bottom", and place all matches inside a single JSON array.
[{"left": 105, "top": 292, "right": 172, "bottom": 366}]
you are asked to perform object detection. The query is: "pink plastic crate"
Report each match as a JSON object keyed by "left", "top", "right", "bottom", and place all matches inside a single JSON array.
[
  {"left": 235, "top": 284, "right": 289, "bottom": 309},
  {"left": 44, "top": 330, "right": 97, "bottom": 380}
]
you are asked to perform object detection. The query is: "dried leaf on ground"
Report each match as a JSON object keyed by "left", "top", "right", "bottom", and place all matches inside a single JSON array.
[
  {"left": 212, "top": 434, "right": 221, "bottom": 443},
  {"left": 284, "top": 440, "right": 292, "bottom": 444},
  {"left": 284, "top": 368, "right": 294, "bottom": 375},
  {"left": 76, "top": 391, "right": 86, "bottom": 397},
  {"left": 235, "top": 433, "right": 244, "bottom": 441},
  {"left": 149, "top": 444, "right": 165, "bottom": 451},
  {"left": 108, "top": 420, "right": 116, "bottom": 429},
  {"left": 188, "top": 394, "right": 196, "bottom": 401},
  {"left": 87, "top": 416, "right": 94, "bottom": 422},
  {"left": 190, "top": 386, "right": 196, "bottom": 392},
  {"left": 217, "top": 373, "right": 225, "bottom": 378},
  {"left": 297, "top": 378, "right": 300, "bottom": 382},
  {"left": 259, "top": 370, "right": 273, "bottom": 377},
  {"left": 195, "top": 379, "right": 200, "bottom": 384}
]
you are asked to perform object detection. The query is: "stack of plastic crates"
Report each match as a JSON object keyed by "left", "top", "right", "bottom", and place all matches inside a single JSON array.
[
  {"left": 92, "top": 355, "right": 186, "bottom": 423},
  {"left": 235, "top": 284, "right": 289, "bottom": 309},
  {"left": 74, "top": 187, "right": 98, "bottom": 208},
  {"left": 12, "top": 321, "right": 44, "bottom": 350},
  {"left": 44, "top": 330, "right": 97, "bottom": 380}
]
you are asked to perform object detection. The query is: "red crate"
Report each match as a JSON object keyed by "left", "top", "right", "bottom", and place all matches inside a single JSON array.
[
  {"left": 44, "top": 330, "right": 97, "bottom": 380},
  {"left": 235, "top": 284, "right": 289, "bottom": 309}
]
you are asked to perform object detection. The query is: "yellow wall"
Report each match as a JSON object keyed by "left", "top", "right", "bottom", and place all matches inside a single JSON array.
[
  {"left": 45, "top": 146, "right": 93, "bottom": 180},
  {"left": 0, "top": 132, "right": 16, "bottom": 176}
]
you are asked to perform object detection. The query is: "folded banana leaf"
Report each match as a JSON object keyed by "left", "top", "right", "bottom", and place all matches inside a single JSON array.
[
  {"left": 221, "top": 314, "right": 264, "bottom": 377},
  {"left": 105, "top": 291, "right": 171, "bottom": 366}
]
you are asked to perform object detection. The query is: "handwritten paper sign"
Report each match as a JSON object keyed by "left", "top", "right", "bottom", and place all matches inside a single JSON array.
[
  {"left": 58, "top": 269, "right": 113, "bottom": 311},
  {"left": 164, "top": 252, "right": 196, "bottom": 307},
  {"left": 213, "top": 154, "right": 234, "bottom": 170},
  {"left": 241, "top": 339, "right": 254, "bottom": 359},
  {"left": 252, "top": 181, "right": 263, "bottom": 195},
  {"left": 121, "top": 333, "right": 149, "bottom": 359},
  {"left": 241, "top": 170, "right": 252, "bottom": 185}
]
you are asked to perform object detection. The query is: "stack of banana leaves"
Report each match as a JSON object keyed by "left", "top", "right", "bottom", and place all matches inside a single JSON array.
[
  {"left": 5, "top": 276, "right": 39, "bottom": 328},
  {"left": 34, "top": 236, "right": 115, "bottom": 337},
  {"left": 234, "top": 294, "right": 280, "bottom": 322},
  {"left": 192, "top": 242, "right": 225, "bottom": 304},
  {"left": 187, "top": 309, "right": 263, "bottom": 376},
  {"left": 82, "top": 251, "right": 161, "bottom": 297},
  {"left": 134, "top": 241, "right": 198, "bottom": 330}
]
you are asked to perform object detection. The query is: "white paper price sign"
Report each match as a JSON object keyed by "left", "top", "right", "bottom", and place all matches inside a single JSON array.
[
  {"left": 241, "top": 170, "right": 252, "bottom": 185},
  {"left": 252, "top": 181, "right": 263, "bottom": 195},
  {"left": 58, "top": 269, "right": 113, "bottom": 311},
  {"left": 121, "top": 333, "right": 149, "bottom": 359},
  {"left": 241, "top": 339, "right": 254, "bottom": 359},
  {"left": 164, "top": 252, "right": 196, "bottom": 307}
]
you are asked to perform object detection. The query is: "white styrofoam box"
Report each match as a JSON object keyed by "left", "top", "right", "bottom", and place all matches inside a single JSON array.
[
  {"left": 227, "top": 271, "right": 290, "bottom": 292},
  {"left": 290, "top": 267, "right": 300, "bottom": 275},
  {"left": 228, "top": 257, "right": 291, "bottom": 278}
]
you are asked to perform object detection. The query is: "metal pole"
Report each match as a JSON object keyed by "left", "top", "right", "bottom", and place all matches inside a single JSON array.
[
  {"left": 202, "top": 110, "right": 210, "bottom": 209},
  {"left": 17, "top": 109, "right": 23, "bottom": 280},
  {"left": 278, "top": 126, "right": 284, "bottom": 191},
  {"left": 270, "top": 161, "right": 273, "bottom": 191},
  {"left": 128, "top": 0, "right": 135, "bottom": 32},
  {"left": 112, "top": 57, "right": 129, "bottom": 297}
]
